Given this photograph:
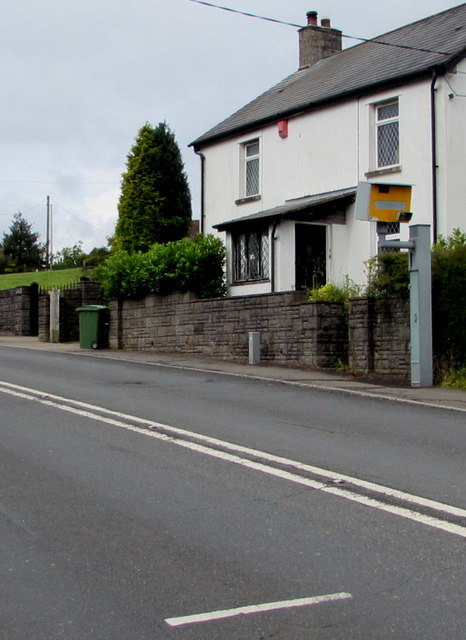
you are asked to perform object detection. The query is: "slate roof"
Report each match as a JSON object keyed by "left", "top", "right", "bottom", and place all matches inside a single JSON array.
[
  {"left": 213, "top": 187, "right": 356, "bottom": 230},
  {"left": 192, "top": 3, "right": 466, "bottom": 149}
]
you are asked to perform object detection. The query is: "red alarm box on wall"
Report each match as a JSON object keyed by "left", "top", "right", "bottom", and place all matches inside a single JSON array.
[{"left": 278, "top": 119, "right": 288, "bottom": 138}]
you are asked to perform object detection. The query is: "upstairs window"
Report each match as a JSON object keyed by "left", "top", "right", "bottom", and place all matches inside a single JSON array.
[
  {"left": 244, "top": 140, "right": 260, "bottom": 197},
  {"left": 376, "top": 100, "right": 399, "bottom": 168},
  {"left": 233, "top": 227, "right": 269, "bottom": 283}
]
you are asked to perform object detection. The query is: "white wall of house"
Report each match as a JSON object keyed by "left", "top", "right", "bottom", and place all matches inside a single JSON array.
[
  {"left": 438, "top": 58, "right": 466, "bottom": 236},
  {"left": 200, "top": 69, "right": 466, "bottom": 296},
  {"left": 358, "top": 79, "right": 434, "bottom": 231}
]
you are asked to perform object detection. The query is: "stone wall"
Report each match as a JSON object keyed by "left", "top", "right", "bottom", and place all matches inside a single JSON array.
[
  {"left": 0, "top": 286, "right": 35, "bottom": 336},
  {"left": 0, "top": 279, "right": 103, "bottom": 340},
  {"left": 349, "top": 296, "right": 410, "bottom": 381},
  {"left": 110, "top": 291, "right": 410, "bottom": 380},
  {"left": 38, "top": 295, "right": 50, "bottom": 342},
  {"left": 38, "top": 280, "right": 103, "bottom": 342},
  {"left": 0, "top": 281, "right": 410, "bottom": 380},
  {"left": 109, "top": 291, "right": 348, "bottom": 369}
]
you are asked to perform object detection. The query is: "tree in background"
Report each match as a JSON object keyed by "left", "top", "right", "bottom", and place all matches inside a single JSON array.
[
  {"left": 113, "top": 122, "right": 192, "bottom": 252},
  {"left": 85, "top": 246, "right": 110, "bottom": 267},
  {"left": 53, "top": 241, "right": 86, "bottom": 268},
  {"left": 2, "top": 212, "right": 44, "bottom": 272},
  {"left": 53, "top": 242, "right": 110, "bottom": 269}
]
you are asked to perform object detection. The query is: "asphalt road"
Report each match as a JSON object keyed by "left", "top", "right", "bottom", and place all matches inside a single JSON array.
[{"left": 0, "top": 347, "right": 465, "bottom": 639}]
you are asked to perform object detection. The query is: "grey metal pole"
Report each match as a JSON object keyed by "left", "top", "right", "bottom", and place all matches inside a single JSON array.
[
  {"left": 46, "top": 195, "right": 50, "bottom": 269},
  {"left": 248, "top": 331, "right": 261, "bottom": 365},
  {"left": 409, "top": 224, "right": 433, "bottom": 387}
]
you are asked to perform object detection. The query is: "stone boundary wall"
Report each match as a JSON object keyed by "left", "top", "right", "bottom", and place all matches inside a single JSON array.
[
  {"left": 110, "top": 291, "right": 410, "bottom": 380},
  {"left": 38, "top": 280, "right": 103, "bottom": 342},
  {"left": 38, "top": 295, "right": 50, "bottom": 341},
  {"left": 349, "top": 296, "right": 410, "bottom": 381},
  {"left": 0, "top": 282, "right": 410, "bottom": 380},
  {"left": 0, "top": 279, "right": 103, "bottom": 340},
  {"left": 109, "top": 291, "right": 348, "bottom": 369},
  {"left": 0, "top": 286, "right": 34, "bottom": 336}
]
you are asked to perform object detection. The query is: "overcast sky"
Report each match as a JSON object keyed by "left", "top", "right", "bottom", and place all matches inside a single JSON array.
[{"left": 1, "top": 0, "right": 462, "bottom": 253}]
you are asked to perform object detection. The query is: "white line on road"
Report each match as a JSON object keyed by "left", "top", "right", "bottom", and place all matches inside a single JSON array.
[
  {"left": 165, "top": 593, "right": 353, "bottom": 627},
  {"left": 1, "top": 380, "right": 466, "bottom": 539}
]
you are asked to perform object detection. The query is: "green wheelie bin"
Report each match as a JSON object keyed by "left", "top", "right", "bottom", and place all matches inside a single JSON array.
[{"left": 77, "top": 305, "right": 109, "bottom": 349}]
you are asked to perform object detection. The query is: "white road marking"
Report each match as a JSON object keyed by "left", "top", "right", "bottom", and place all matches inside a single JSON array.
[
  {"left": 165, "top": 593, "right": 353, "bottom": 627},
  {"left": 1, "top": 380, "right": 466, "bottom": 539}
]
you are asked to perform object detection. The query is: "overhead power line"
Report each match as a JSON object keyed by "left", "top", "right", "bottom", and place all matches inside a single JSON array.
[
  {"left": 185, "top": 0, "right": 453, "bottom": 56},
  {"left": 186, "top": 0, "right": 302, "bottom": 28},
  {"left": 344, "top": 34, "right": 451, "bottom": 56}
]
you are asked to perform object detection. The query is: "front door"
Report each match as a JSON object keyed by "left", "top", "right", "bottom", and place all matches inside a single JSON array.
[{"left": 295, "top": 224, "right": 326, "bottom": 291}]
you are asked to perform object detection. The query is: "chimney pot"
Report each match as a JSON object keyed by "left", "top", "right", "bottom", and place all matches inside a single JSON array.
[
  {"left": 306, "top": 11, "right": 318, "bottom": 26},
  {"left": 321, "top": 17, "right": 331, "bottom": 28}
]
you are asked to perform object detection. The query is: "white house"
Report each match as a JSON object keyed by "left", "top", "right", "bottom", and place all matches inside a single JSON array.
[{"left": 191, "top": 5, "right": 466, "bottom": 296}]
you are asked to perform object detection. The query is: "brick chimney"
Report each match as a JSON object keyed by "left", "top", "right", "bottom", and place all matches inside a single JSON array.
[{"left": 298, "top": 11, "right": 342, "bottom": 70}]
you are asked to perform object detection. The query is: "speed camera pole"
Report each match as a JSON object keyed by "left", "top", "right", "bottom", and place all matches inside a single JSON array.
[
  {"left": 408, "top": 224, "right": 433, "bottom": 387},
  {"left": 378, "top": 223, "right": 433, "bottom": 388}
]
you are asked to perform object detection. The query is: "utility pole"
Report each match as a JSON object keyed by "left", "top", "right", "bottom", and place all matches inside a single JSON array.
[
  {"left": 46, "top": 196, "right": 54, "bottom": 269},
  {"left": 50, "top": 202, "right": 53, "bottom": 267},
  {"left": 46, "top": 196, "right": 50, "bottom": 269}
]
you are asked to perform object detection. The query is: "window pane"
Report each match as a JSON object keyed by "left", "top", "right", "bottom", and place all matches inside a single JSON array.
[
  {"left": 261, "top": 231, "right": 269, "bottom": 279},
  {"left": 232, "top": 228, "right": 269, "bottom": 282},
  {"left": 377, "top": 102, "right": 399, "bottom": 121},
  {"left": 248, "top": 232, "right": 261, "bottom": 279},
  {"left": 246, "top": 141, "right": 259, "bottom": 157},
  {"left": 246, "top": 157, "right": 259, "bottom": 196},
  {"left": 378, "top": 121, "right": 399, "bottom": 167},
  {"left": 234, "top": 233, "right": 247, "bottom": 281}
]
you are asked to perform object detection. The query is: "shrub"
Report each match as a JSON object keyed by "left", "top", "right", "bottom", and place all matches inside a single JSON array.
[
  {"left": 439, "top": 367, "right": 466, "bottom": 390},
  {"left": 95, "top": 234, "right": 226, "bottom": 301},
  {"left": 366, "top": 252, "right": 410, "bottom": 298},
  {"left": 307, "top": 277, "right": 362, "bottom": 311},
  {"left": 432, "top": 228, "right": 466, "bottom": 372}
]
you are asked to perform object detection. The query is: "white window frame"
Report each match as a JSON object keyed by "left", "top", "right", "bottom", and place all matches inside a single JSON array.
[
  {"left": 242, "top": 139, "right": 261, "bottom": 198},
  {"left": 375, "top": 99, "right": 400, "bottom": 169}
]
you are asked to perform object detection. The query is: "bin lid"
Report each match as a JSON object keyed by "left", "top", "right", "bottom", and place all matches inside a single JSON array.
[{"left": 76, "top": 305, "right": 109, "bottom": 312}]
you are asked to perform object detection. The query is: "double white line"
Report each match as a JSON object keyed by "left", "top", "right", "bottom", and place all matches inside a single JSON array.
[{"left": 1, "top": 380, "right": 465, "bottom": 540}]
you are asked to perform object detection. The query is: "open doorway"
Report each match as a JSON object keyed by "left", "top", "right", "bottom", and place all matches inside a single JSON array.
[{"left": 295, "top": 224, "right": 326, "bottom": 291}]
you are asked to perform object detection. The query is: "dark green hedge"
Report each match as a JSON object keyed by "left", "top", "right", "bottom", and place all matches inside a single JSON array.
[
  {"left": 95, "top": 234, "right": 226, "bottom": 300},
  {"left": 432, "top": 230, "right": 466, "bottom": 370}
]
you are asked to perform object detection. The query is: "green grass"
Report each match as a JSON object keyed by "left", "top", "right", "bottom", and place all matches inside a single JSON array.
[{"left": 0, "top": 268, "right": 86, "bottom": 291}]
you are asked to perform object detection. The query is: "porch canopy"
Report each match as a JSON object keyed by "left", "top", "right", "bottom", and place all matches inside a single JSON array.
[{"left": 214, "top": 187, "right": 357, "bottom": 231}]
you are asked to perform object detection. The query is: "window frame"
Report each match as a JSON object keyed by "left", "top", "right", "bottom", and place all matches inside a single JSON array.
[
  {"left": 241, "top": 138, "right": 261, "bottom": 199},
  {"left": 375, "top": 99, "right": 400, "bottom": 170},
  {"left": 232, "top": 226, "right": 269, "bottom": 284}
]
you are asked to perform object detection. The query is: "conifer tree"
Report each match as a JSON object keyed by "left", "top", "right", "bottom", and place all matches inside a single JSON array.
[
  {"left": 2, "top": 212, "right": 44, "bottom": 271},
  {"left": 113, "top": 122, "right": 192, "bottom": 252}
]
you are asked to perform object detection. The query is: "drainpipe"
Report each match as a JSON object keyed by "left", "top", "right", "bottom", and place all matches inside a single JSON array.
[
  {"left": 271, "top": 220, "right": 279, "bottom": 293},
  {"left": 430, "top": 69, "right": 438, "bottom": 243},
  {"left": 195, "top": 150, "right": 206, "bottom": 234}
]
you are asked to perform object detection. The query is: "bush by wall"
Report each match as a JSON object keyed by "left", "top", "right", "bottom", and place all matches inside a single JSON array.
[
  {"left": 366, "top": 253, "right": 410, "bottom": 298},
  {"left": 432, "top": 229, "right": 466, "bottom": 373},
  {"left": 95, "top": 234, "right": 226, "bottom": 301}
]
